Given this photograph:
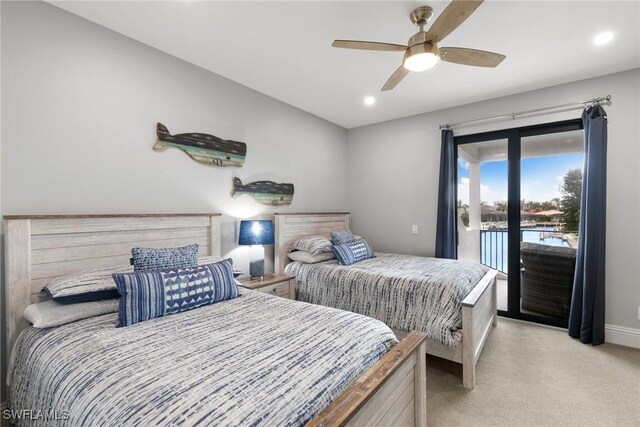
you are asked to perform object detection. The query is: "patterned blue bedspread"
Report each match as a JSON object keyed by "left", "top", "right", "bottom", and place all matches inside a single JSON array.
[
  {"left": 8, "top": 291, "right": 397, "bottom": 426},
  {"left": 285, "top": 253, "right": 489, "bottom": 347}
]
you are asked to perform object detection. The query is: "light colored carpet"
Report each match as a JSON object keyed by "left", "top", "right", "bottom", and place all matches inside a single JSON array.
[{"left": 426, "top": 319, "right": 640, "bottom": 426}]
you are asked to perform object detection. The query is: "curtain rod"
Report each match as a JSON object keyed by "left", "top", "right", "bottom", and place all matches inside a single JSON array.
[{"left": 439, "top": 95, "right": 611, "bottom": 130}]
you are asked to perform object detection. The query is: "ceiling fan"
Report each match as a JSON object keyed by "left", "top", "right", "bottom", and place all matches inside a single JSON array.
[{"left": 332, "top": 0, "right": 505, "bottom": 91}]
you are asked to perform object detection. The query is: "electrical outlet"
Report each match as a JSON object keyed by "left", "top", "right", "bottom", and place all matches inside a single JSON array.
[
  {"left": 637, "top": 306, "right": 640, "bottom": 321},
  {"left": 412, "top": 225, "right": 419, "bottom": 234}
]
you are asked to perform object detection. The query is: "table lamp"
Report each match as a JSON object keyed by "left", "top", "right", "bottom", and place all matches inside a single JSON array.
[{"left": 238, "top": 219, "right": 274, "bottom": 279}]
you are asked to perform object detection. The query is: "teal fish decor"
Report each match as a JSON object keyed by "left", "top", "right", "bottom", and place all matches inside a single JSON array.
[
  {"left": 153, "top": 123, "right": 246, "bottom": 167},
  {"left": 232, "top": 178, "right": 294, "bottom": 206}
]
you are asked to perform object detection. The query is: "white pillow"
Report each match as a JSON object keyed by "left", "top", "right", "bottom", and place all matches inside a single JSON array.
[
  {"left": 287, "top": 250, "right": 336, "bottom": 264},
  {"left": 23, "top": 299, "right": 118, "bottom": 328}
]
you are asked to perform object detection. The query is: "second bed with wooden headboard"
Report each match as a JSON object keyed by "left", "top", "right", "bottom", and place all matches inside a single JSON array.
[{"left": 275, "top": 212, "right": 498, "bottom": 390}]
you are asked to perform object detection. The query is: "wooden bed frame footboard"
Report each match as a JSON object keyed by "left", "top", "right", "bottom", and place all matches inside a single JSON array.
[
  {"left": 392, "top": 268, "right": 497, "bottom": 389},
  {"left": 461, "top": 268, "right": 498, "bottom": 389},
  {"left": 274, "top": 213, "right": 498, "bottom": 390},
  {"left": 308, "top": 331, "right": 427, "bottom": 427}
]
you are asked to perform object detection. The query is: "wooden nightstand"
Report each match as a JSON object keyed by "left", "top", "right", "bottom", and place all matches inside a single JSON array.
[{"left": 237, "top": 273, "right": 296, "bottom": 300}]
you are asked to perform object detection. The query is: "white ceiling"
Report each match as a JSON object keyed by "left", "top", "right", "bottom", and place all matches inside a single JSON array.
[
  {"left": 49, "top": 1, "right": 640, "bottom": 129},
  {"left": 460, "top": 129, "right": 584, "bottom": 163}
]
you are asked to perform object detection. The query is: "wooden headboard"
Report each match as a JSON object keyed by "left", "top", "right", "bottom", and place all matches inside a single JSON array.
[
  {"left": 4, "top": 213, "right": 222, "bottom": 352},
  {"left": 274, "top": 213, "right": 349, "bottom": 273}
]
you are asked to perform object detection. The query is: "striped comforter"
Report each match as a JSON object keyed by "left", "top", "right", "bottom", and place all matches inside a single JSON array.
[
  {"left": 285, "top": 253, "right": 489, "bottom": 347},
  {"left": 8, "top": 291, "right": 397, "bottom": 426}
]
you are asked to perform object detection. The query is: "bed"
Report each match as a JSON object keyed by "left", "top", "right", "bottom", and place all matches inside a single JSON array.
[
  {"left": 274, "top": 213, "right": 498, "bottom": 390},
  {"left": 5, "top": 214, "right": 427, "bottom": 426}
]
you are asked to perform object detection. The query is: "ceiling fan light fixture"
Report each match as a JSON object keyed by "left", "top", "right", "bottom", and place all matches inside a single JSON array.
[
  {"left": 403, "top": 42, "right": 440, "bottom": 72},
  {"left": 404, "top": 52, "right": 440, "bottom": 72},
  {"left": 331, "top": 1, "right": 504, "bottom": 91}
]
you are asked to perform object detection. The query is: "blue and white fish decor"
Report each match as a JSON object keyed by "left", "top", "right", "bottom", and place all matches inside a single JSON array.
[
  {"left": 154, "top": 123, "right": 246, "bottom": 167},
  {"left": 232, "top": 178, "right": 294, "bottom": 206}
]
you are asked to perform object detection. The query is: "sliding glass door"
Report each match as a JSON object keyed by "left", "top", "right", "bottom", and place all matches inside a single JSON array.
[{"left": 455, "top": 119, "right": 584, "bottom": 327}]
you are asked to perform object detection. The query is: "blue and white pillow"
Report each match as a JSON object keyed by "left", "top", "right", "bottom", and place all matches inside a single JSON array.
[
  {"left": 131, "top": 244, "right": 199, "bottom": 271},
  {"left": 113, "top": 258, "right": 239, "bottom": 327},
  {"left": 331, "top": 238, "right": 374, "bottom": 266},
  {"left": 330, "top": 229, "right": 355, "bottom": 245},
  {"left": 288, "top": 236, "right": 333, "bottom": 255},
  {"left": 44, "top": 264, "right": 133, "bottom": 304}
]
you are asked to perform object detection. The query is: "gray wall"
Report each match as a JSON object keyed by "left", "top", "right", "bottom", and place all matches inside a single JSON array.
[
  {"left": 1, "top": 0, "right": 348, "bottom": 260},
  {"left": 0, "top": 0, "right": 348, "bottom": 402},
  {"left": 347, "top": 68, "right": 640, "bottom": 332}
]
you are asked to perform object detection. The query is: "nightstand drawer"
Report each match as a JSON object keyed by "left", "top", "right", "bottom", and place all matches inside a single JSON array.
[
  {"left": 237, "top": 274, "right": 296, "bottom": 299},
  {"left": 256, "top": 281, "right": 291, "bottom": 299}
]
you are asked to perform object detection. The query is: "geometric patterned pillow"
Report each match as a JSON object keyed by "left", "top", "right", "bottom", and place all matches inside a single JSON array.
[
  {"left": 288, "top": 236, "right": 333, "bottom": 255},
  {"left": 331, "top": 238, "right": 374, "bottom": 266},
  {"left": 330, "top": 229, "right": 355, "bottom": 245},
  {"left": 131, "top": 244, "right": 199, "bottom": 271},
  {"left": 113, "top": 258, "right": 238, "bottom": 327}
]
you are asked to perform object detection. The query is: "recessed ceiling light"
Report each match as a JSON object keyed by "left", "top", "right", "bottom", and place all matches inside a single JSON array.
[
  {"left": 364, "top": 96, "right": 376, "bottom": 106},
  {"left": 593, "top": 31, "right": 614, "bottom": 46}
]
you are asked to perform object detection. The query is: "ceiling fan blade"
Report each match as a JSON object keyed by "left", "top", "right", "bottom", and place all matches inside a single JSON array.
[
  {"left": 381, "top": 66, "right": 410, "bottom": 91},
  {"left": 440, "top": 47, "right": 506, "bottom": 67},
  {"left": 332, "top": 40, "right": 407, "bottom": 52},
  {"left": 425, "top": 0, "right": 484, "bottom": 43}
]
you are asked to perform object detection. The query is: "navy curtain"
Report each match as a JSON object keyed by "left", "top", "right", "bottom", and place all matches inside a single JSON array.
[
  {"left": 435, "top": 129, "right": 457, "bottom": 259},
  {"left": 568, "top": 105, "right": 607, "bottom": 345}
]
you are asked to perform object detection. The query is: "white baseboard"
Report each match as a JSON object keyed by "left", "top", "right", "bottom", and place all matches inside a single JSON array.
[
  {"left": 605, "top": 324, "right": 640, "bottom": 349},
  {"left": 502, "top": 318, "right": 640, "bottom": 349}
]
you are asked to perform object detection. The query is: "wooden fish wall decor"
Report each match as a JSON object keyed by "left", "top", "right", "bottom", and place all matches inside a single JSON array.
[
  {"left": 232, "top": 177, "right": 294, "bottom": 206},
  {"left": 154, "top": 123, "right": 246, "bottom": 167}
]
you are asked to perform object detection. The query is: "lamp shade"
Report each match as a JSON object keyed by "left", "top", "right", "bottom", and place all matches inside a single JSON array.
[{"left": 238, "top": 220, "right": 274, "bottom": 246}]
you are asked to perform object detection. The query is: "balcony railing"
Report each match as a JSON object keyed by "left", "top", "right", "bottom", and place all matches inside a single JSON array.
[
  {"left": 480, "top": 229, "right": 508, "bottom": 273},
  {"left": 480, "top": 228, "right": 578, "bottom": 274}
]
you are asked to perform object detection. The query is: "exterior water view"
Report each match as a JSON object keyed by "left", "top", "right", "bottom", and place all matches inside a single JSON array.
[
  {"left": 480, "top": 227, "right": 575, "bottom": 274},
  {"left": 457, "top": 148, "right": 583, "bottom": 275}
]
